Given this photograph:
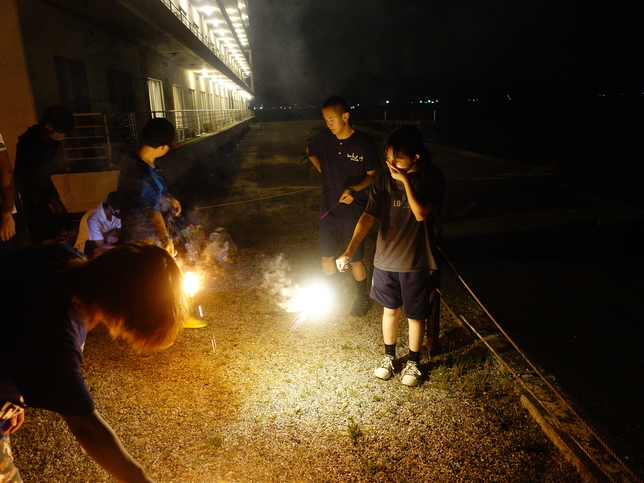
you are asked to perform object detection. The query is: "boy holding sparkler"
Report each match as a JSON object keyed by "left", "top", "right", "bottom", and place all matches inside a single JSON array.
[
  {"left": 0, "top": 242, "right": 188, "bottom": 482},
  {"left": 336, "top": 125, "right": 444, "bottom": 386},
  {"left": 307, "top": 96, "right": 380, "bottom": 316},
  {"left": 117, "top": 118, "right": 181, "bottom": 256}
]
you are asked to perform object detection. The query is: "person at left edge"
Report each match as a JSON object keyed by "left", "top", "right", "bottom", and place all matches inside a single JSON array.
[
  {"left": 0, "top": 130, "right": 24, "bottom": 256},
  {"left": 0, "top": 242, "right": 189, "bottom": 482},
  {"left": 13, "top": 106, "right": 75, "bottom": 244}
]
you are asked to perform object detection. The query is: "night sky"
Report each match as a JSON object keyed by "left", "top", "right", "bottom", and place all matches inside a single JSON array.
[{"left": 248, "top": 0, "right": 644, "bottom": 106}]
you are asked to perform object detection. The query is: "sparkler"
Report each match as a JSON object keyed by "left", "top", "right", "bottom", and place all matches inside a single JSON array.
[
  {"left": 183, "top": 270, "right": 207, "bottom": 328},
  {"left": 183, "top": 271, "right": 201, "bottom": 297},
  {"left": 262, "top": 254, "right": 335, "bottom": 330},
  {"left": 283, "top": 281, "right": 335, "bottom": 330},
  {"left": 320, "top": 201, "right": 340, "bottom": 219}
]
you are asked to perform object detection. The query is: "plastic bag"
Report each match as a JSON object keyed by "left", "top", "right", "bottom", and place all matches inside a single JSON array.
[{"left": 208, "top": 227, "right": 237, "bottom": 264}]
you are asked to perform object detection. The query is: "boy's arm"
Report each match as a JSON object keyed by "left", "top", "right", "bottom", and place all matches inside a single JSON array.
[
  {"left": 62, "top": 411, "right": 155, "bottom": 483},
  {"left": 339, "top": 170, "right": 377, "bottom": 204},
  {"left": 146, "top": 210, "right": 175, "bottom": 256},
  {"left": 336, "top": 212, "right": 376, "bottom": 271},
  {"left": 387, "top": 162, "right": 434, "bottom": 221},
  {"left": 168, "top": 194, "right": 181, "bottom": 216},
  {"left": 306, "top": 147, "right": 321, "bottom": 173},
  {"left": 0, "top": 147, "right": 16, "bottom": 241}
]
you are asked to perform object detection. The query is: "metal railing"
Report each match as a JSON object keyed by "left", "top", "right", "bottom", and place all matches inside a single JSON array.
[
  {"left": 59, "top": 109, "right": 254, "bottom": 173},
  {"left": 59, "top": 113, "right": 112, "bottom": 173},
  {"left": 158, "top": 0, "right": 250, "bottom": 86},
  {"left": 152, "top": 109, "right": 254, "bottom": 143}
]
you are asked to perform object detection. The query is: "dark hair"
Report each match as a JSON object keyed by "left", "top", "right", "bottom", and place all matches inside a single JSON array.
[
  {"left": 105, "top": 191, "right": 119, "bottom": 210},
  {"left": 384, "top": 125, "right": 432, "bottom": 163},
  {"left": 140, "top": 118, "right": 176, "bottom": 148},
  {"left": 73, "top": 243, "right": 189, "bottom": 351},
  {"left": 322, "top": 95, "right": 350, "bottom": 114},
  {"left": 40, "top": 106, "right": 75, "bottom": 132}
]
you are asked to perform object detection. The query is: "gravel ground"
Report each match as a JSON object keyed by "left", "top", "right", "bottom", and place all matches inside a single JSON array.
[{"left": 10, "top": 124, "right": 583, "bottom": 482}]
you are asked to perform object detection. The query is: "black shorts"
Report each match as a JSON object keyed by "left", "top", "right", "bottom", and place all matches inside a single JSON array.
[
  {"left": 319, "top": 216, "right": 363, "bottom": 262},
  {"left": 370, "top": 267, "right": 436, "bottom": 320}
]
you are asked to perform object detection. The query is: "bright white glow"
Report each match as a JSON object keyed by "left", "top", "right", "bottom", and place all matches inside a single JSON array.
[
  {"left": 199, "top": 6, "right": 216, "bottom": 15},
  {"left": 183, "top": 271, "right": 201, "bottom": 297},
  {"left": 283, "top": 281, "right": 335, "bottom": 330}
]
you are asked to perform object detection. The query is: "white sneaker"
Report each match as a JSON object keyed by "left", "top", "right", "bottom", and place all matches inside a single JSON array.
[
  {"left": 401, "top": 361, "right": 421, "bottom": 387},
  {"left": 374, "top": 355, "right": 395, "bottom": 380}
]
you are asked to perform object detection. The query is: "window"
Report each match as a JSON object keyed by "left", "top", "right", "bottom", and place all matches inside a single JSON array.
[
  {"left": 147, "top": 78, "right": 165, "bottom": 115},
  {"left": 172, "top": 85, "right": 184, "bottom": 110},
  {"left": 54, "top": 55, "right": 91, "bottom": 113},
  {"left": 200, "top": 90, "right": 208, "bottom": 110},
  {"left": 172, "top": 85, "right": 185, "bottom": 140},
  {"left": 187, "top": 89, "right": 196, "bottom": 110},
  {"left": 106, "top": 69, "right": 136, "bottom": 112}
]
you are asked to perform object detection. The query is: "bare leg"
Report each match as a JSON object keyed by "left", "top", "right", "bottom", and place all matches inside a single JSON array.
[
  {"left": 408, "top": 318, "right": 425, "bottom": 352},
  {"left": 350, "top": 260, "right": 366, "bottom": 282},
  {"left": 382, "top": 307, "right": 402, "bottom": 345},
  {"left": 321, "top": 256, "right": 337, "bottom": 276}
]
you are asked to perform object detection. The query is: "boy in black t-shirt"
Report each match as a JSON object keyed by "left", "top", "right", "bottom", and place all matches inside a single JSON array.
[
  {"left": 14, "top": 106, "right": 76, "bottom": 244},
  {"left": 337, "top": 125, "right": 445, "bottom": 386},
  {"left": 307, "top": 96, "right": 380, "bottom": 316}
]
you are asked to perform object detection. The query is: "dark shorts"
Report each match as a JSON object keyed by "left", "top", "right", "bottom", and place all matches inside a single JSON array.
[
  {"left": 319, "top": 216, "right": 363, "bottom": 262},
  {"left": 370, "top": 267, "right": 436, "bottom": 320}
]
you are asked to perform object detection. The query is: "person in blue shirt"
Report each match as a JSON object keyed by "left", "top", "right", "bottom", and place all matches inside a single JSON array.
[
  {"left": 0, "top": 242, "right": 188, "bottom": 482},
  {"left": 117, "top": 118, "right": 181, "bottom": 256}
]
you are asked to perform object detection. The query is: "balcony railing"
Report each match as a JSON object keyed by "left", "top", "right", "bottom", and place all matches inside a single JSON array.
[
  {"left": 58, "top": 109, "right": 254, "bottom": 174},
  {"left": 158, "top": 0, "right": 250, "bottom": 86}
]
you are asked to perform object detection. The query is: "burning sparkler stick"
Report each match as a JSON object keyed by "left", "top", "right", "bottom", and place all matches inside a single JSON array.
[
  {"left": 183, "top": 271, "right": 208, "bottom": 328},
  {"left": 320, "top": 201, "right": 340, "bottom": 219}
]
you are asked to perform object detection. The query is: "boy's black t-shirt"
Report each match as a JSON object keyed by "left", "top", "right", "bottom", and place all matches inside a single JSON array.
[
  {"left": 365, "top": 163, "right": 445, "bottom": 272},
  {"left": 308, "top": 128, "right": 381, "bottom": 220}
]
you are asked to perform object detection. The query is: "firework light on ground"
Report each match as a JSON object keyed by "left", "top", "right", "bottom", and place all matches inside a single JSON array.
[
  {"left": 262, "top": 255, "right": 335, "bottom": 330},
  {"left": 281, "top": 281, "right": 334, "bottom": 330}
]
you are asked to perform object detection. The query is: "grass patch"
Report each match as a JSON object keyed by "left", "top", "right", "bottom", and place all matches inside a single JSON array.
[
  {"left": 203, "top": 434, "right": 225, "bottom": 449},
  {"left": 360, "top": 456, "right": 390, "bottom": 476},
  {"left": 429, "top": 342, "right": 545, "bottom": 450},
  {"left": 347, "top": 418, "right": 363, "bottom": 445},
  {"left": 430, "top": 343, "right": 501, "bottom": 396}
]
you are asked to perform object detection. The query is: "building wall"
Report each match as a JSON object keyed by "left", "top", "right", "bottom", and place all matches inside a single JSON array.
[
  {"left": 3, "top": 0, "right": 252, "bottom": 212},
  {"left": 0, "top": 0, "right": 37, "bottom": 161},
  {"left": 16, "top": 0, "right": 150, "bottom": 116},
  {"left": 15, "top": 0, "right": 247, "bottom": 119}
]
